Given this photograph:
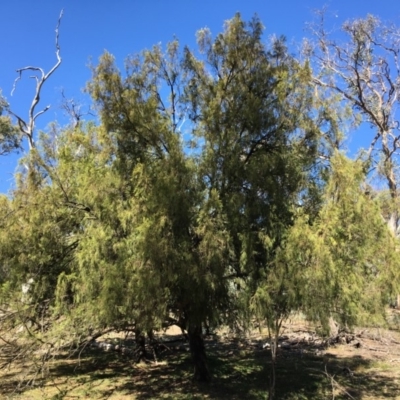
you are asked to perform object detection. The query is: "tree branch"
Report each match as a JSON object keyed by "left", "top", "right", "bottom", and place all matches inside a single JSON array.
[{"left": 9, "top": 9, "right": 64, "bottom": 149}]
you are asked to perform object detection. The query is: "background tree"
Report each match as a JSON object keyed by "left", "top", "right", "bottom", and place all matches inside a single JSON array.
[
  {"left": 7, "top": 10, "right": 63, "bottom": 151},
  {"left": 0, "top": 93, "right": 21, "bottom": 156},
  {"left": 308, "top": 12, "right": 400, "bottom": 235},
  {"left": 251, "top": 152, "right": 400, "bottom": 399}
]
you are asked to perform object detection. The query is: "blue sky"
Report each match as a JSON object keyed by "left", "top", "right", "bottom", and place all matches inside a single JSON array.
[{"left": 1, "top": 0, "right": 399, "bottom": 193}]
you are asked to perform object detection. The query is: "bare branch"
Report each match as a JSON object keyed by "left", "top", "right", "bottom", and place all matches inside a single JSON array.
[
  {"left": 33, "top": 105, "right": 50, "bottom": 121},
  {"left": 8, "top": 9, "right": 64, "bottom": 150},
  {"left": 60, "top": 89, "right": 94, "bottom": 129},
  {"left": 307, "top": 11, "right": 400, "bottom": 233},
  {"left": 7, "top": 109, "right": 29, "bottom": 134},
  {"left": 11, "top": 67, "right": 44, "bottom": 96}
]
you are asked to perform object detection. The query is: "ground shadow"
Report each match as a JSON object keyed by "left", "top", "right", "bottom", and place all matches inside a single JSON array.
[{"left": 1, "top": 337, "right": 399, "bottom": 399}]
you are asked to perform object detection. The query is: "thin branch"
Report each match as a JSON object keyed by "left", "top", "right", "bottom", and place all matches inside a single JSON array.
[
  {"left": 33, "top": 105, "right": 50, "bottom": 121},
  {"left": 321, "top": 364, "right": 356, "bottom": 400},
  {"left": 8, "top": 9, "right": 64, "bottom": 149},
  {"left": 60, "top": 89, "right": 94, "bottom": 128}
]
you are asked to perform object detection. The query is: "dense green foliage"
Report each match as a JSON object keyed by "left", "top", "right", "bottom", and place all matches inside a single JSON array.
[
  {"left": 0, "top": 13, "right": 399, "bottom": 394},
  {"left": 0, "top": 92, "right": 20, "bottom": 155}
]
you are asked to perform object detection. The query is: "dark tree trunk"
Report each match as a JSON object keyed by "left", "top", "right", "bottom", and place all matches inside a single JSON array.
[
  {"left": 147, "top": 330, "right": 154, "bottom": 340},
  {"left": 135, "top": 328, "right": 146, "bottom": 362},
  {"left": 188, "top": 324, "right": 211, "bottom": 382},
  {"left": 269, "top": 358, "right": 276, "bottom": 400}
]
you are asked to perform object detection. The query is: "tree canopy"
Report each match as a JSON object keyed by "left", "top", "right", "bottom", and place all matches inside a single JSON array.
[{"left": 0, "top": 12, "right": 399, "bottom": 394}]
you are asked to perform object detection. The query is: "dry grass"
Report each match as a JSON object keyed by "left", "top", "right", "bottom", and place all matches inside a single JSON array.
[{"left": 2, "top": 313, "right": 400, "bottom": 399}]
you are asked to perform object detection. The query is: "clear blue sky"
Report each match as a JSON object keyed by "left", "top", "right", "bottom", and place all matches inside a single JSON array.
[{"left": 1, "top": 0, "right": 399, "bottom": 193}]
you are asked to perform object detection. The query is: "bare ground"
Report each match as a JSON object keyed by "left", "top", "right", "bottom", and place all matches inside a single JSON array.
[{"left": 1, "top": 312, "right": 400, "bottom": 399}]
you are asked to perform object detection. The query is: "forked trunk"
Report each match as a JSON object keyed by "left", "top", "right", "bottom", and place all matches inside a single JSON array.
[{"left": 188, "top": 324, "right": 211, "bottom": 382}]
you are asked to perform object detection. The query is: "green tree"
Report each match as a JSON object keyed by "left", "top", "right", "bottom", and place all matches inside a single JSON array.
[
  {"left": 184, "top": 13, "right": 320, "bottom": 286},
  {"left": 184, "top": 15, "right": 323, "bottom": 389},
  {"left": 85, "top": 37, "right": 232, "bottom": 381},
  {"left": 291, "top": 153, "right": 398, "bottom": 326},
  {"left": 3, "top": 13, "right": 397, "bottom": 395},
  {"left": 251, "top": 152, "right": 400, "bottom": 399},
  {"left": 0, "top": 92, "right": 20, "bottom": 156},
  {"left": 83, "top": 14, "right": 323, "bottom": 382}
]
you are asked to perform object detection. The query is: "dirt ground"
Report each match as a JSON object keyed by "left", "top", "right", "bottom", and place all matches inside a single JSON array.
[{"left": 1, "top": 312, "right": 400, "bottom": 399}]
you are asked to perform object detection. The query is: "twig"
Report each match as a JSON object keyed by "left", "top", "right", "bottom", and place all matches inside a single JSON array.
[{"left": 321, "top": 364, "right": 355, "bottom": 400}]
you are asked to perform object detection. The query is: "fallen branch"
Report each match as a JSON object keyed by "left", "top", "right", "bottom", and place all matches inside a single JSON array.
[{"left": 321, "top": 365, "right": 355, "bottom": 400}]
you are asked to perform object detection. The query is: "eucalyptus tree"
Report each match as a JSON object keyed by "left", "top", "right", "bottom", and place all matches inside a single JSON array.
[
  {"left": 6, "top": 10, "right": 63, "bottom": 152},
  {"left": 307, "top": 13, "right": 400, "bottom": 235}
]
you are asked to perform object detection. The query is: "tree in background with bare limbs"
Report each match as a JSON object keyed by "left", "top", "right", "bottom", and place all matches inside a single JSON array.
[
  {"left": 7, "top": 10, "right": 63, "bottom": 151},
  {"left": 306, "top": 11, "right": 400, "bottom": 235}
]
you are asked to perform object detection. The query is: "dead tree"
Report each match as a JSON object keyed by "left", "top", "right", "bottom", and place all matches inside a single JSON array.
[
  {"left": 307, "top": 12, "right": 400, "bottom": 235},
  {"left": 8, "top": 10, "right": 64, "bottom": 150}
]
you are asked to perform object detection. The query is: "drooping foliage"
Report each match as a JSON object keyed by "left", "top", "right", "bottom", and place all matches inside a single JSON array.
[
  {"left": 0, "top": 14, "right": 399, "bottom": 390},
  {"left": 253, "top": 153, "right": 399, "bottom": 334}
]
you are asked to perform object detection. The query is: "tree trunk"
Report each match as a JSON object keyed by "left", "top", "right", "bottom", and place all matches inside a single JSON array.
[
  {"left": 268, "top": 334, "right": 279, "bottom": 400},
  {"left": 134, "top": 328, "right": 146, "bottom": 362},
  {"left": 188, "top": 324, "right": 211, "bottom": 382},
  {"left": 269, "top": 359, "right": 276, "bottom": 400}
]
